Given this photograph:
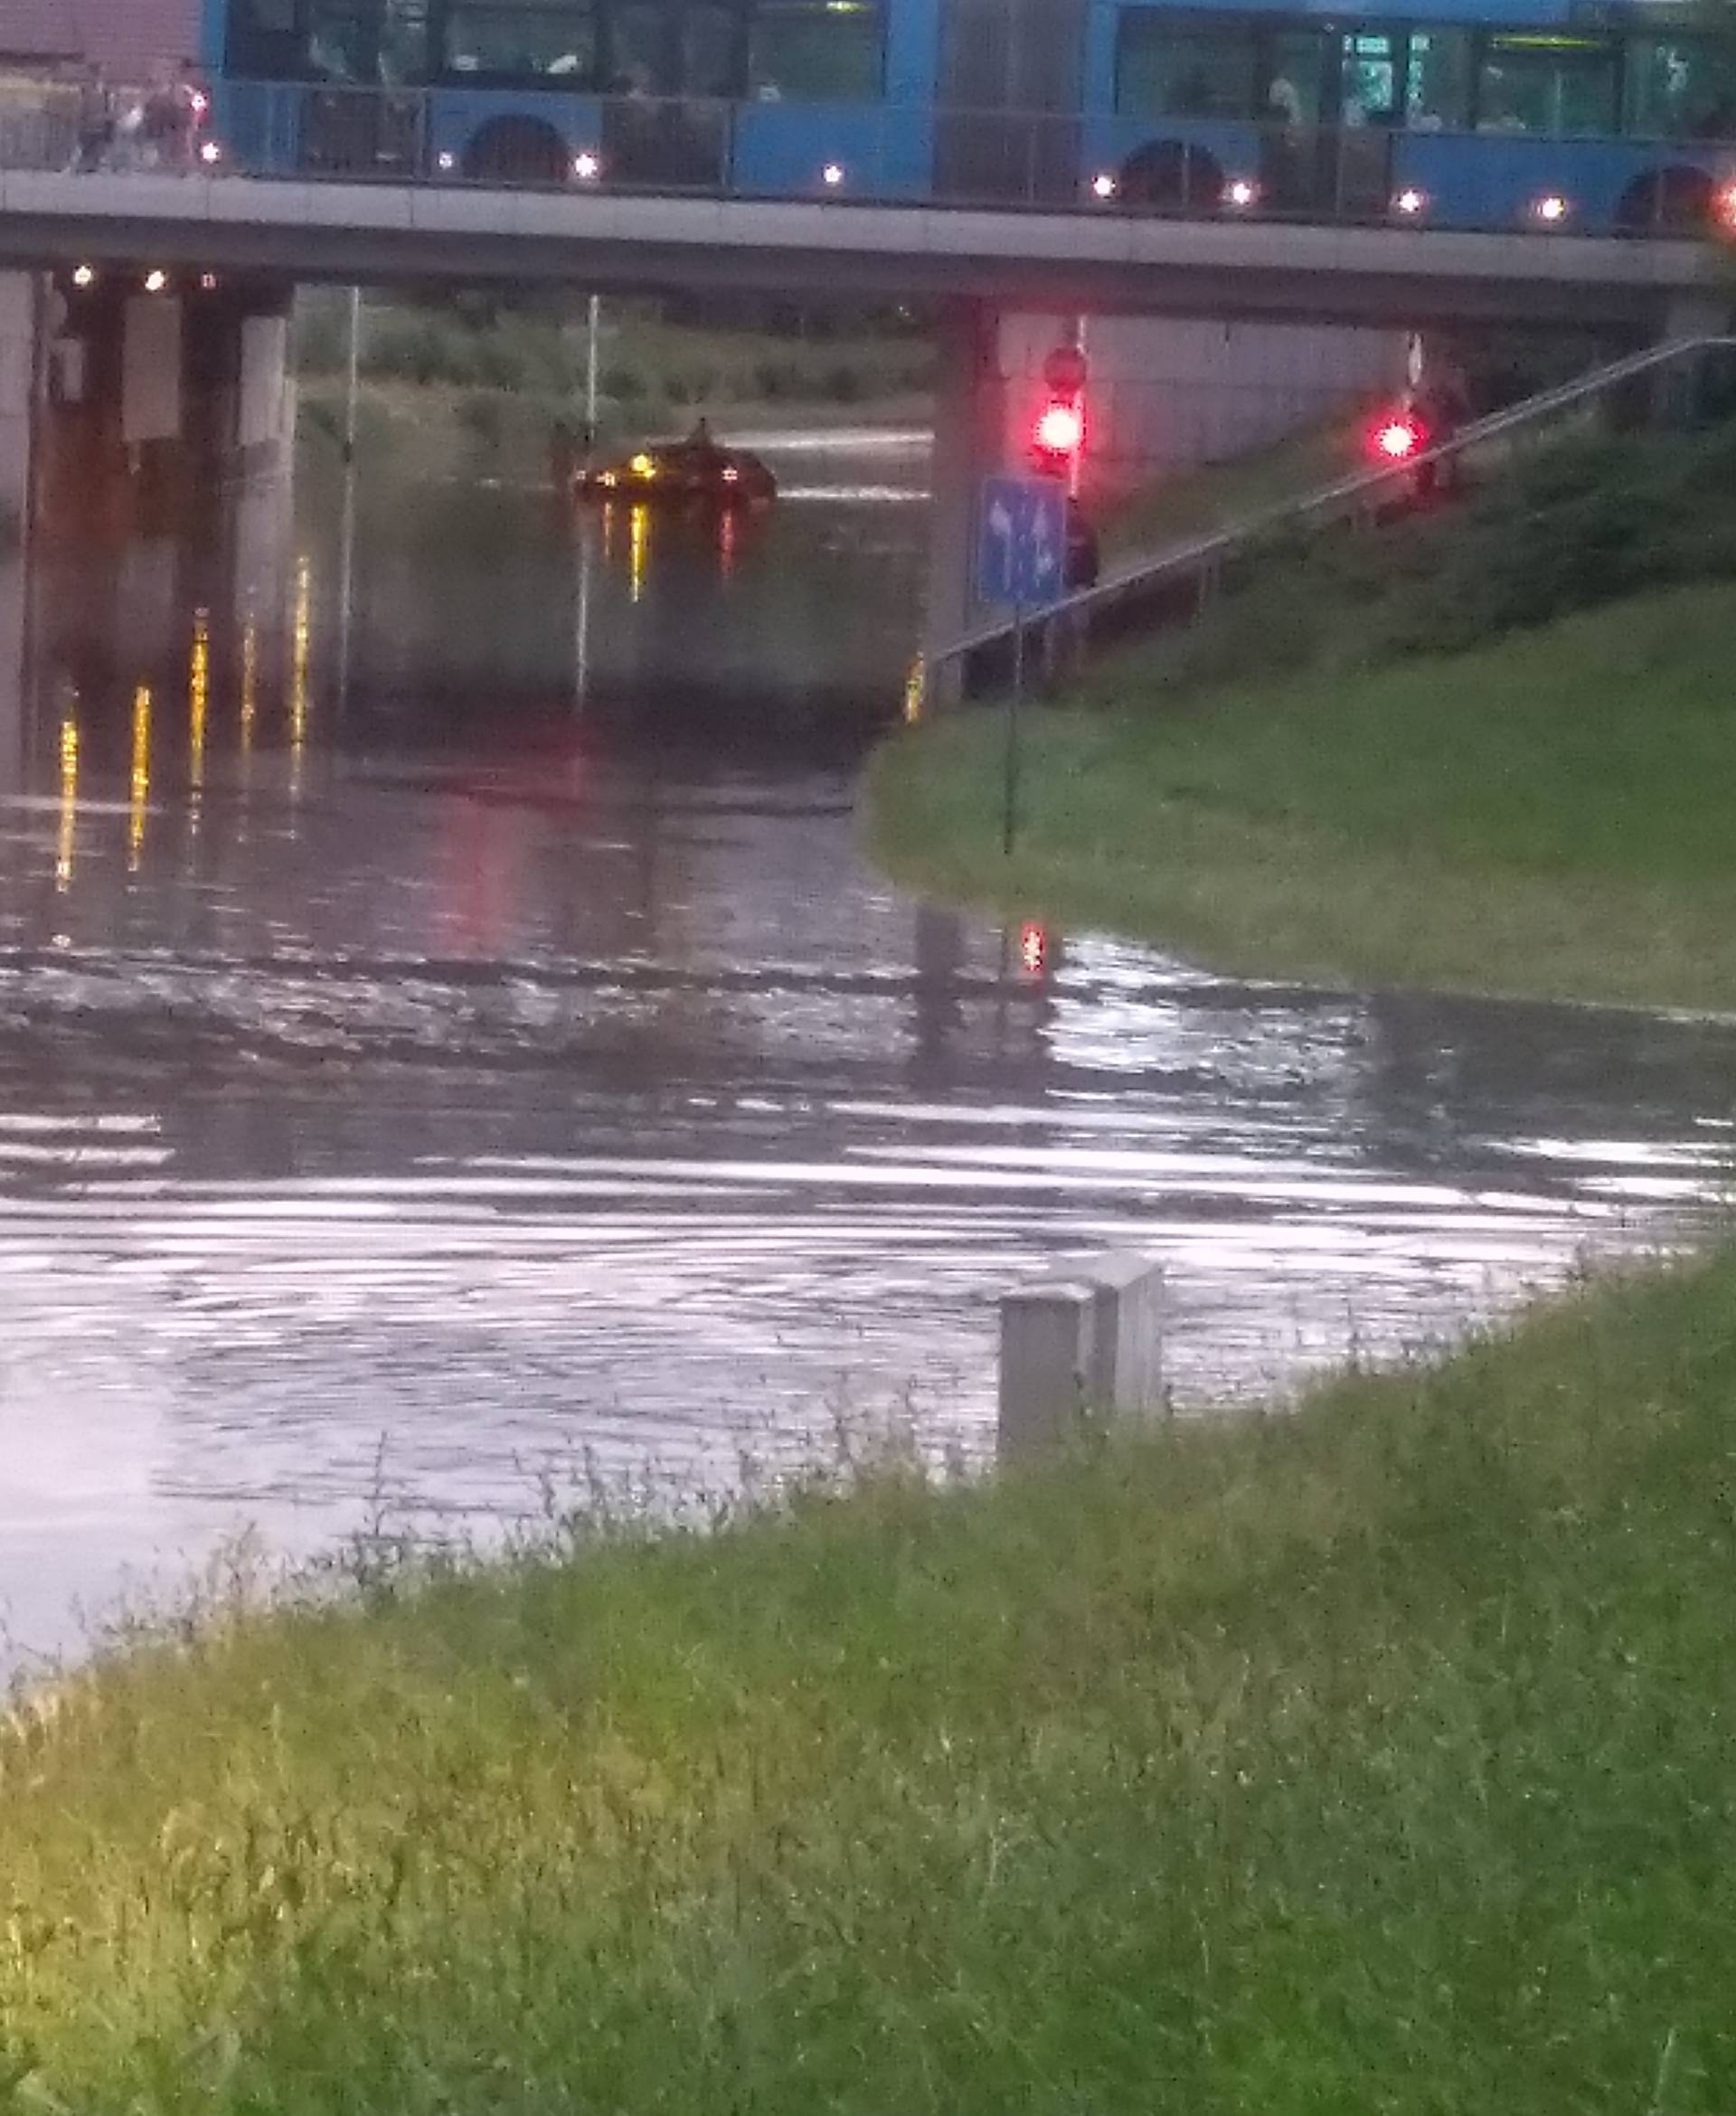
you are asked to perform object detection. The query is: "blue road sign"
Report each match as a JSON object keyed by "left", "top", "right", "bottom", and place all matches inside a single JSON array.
[{"left": 977, "top": 476, "right": 1067, "bottom": 610}]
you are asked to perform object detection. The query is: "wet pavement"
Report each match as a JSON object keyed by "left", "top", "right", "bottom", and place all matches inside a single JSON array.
[{"left": 0, "top": 427, "right": 1730, "bottom": 1669}]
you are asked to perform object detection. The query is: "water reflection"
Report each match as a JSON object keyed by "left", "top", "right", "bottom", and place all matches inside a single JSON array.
[{"left": 0, "top": 430, "right": 1730, "bottom": 1672}]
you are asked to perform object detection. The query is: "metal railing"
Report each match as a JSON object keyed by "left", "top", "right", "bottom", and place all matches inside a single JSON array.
[
  {"left": 2, "top": 74, "right": 1734, "bottom": 235},
  {"left": 930, "top": 333, "right": 1736, "bottom": 699}
]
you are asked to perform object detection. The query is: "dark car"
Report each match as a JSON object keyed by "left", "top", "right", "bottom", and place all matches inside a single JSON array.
[{"left": 575, "top": 423, "right": 778, "bottom": 508}]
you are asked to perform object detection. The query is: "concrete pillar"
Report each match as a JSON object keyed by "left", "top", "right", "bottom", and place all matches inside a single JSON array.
[
  {"left": 39, "top": 276, "right": 294, "bottom": 545},
  {"left": 0, "top": 272, "right": 41, "bottom": 560},
  {"left": 0, "top": 549, "right": 25, "bottom": 801},
  {"left": 924, "top": 298, "right": 1006, "bottom": 697},
  {"left": 999, "top": 1252, "right": 1165, "bottom": 1461}
]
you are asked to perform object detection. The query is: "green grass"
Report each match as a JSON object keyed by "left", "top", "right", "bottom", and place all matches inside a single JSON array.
[
  {"left": 5, "top": 1251, "right": 1736, "bottom": 2110},
  {"left": 873, "top": 580, "right": 1736, "bottom": 1009},
  {"left": 1100, "top": 410, "right": 1369, "bottom": 559},
  {"left": 873, "top": 416, "right": 1736, "bottom": 1011}
]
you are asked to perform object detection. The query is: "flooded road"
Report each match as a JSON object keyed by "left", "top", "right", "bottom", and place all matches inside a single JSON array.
[{"left": 0, "top": 427, "right": 1731, "bottom": 1667}]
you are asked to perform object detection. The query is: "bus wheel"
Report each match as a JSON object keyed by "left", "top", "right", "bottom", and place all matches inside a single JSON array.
[
  {"left": 1118, "top": 139, "right": 1223, "bottom": 214},
  {"left": 1618, "top": 165, "right": 1713, "bottom": 233},
  {"left": 463, "top": 117, "right": 571, "bottom": 188}
]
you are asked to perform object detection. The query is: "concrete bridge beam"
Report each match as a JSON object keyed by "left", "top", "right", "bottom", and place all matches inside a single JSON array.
[{"left": 38, "top": 273, "right": 293, "bottom": 543}]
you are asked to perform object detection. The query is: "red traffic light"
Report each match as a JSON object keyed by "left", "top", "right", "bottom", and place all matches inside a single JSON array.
[
  {"left": 1369, "top": 411, "right": 1426, "bottom": 463},
  {"left": 1034, "top": 398, "right": 1085, "bottom": 458},
  {"left": 1018, "top": 921, "right": 1048, "bottom": 975}
]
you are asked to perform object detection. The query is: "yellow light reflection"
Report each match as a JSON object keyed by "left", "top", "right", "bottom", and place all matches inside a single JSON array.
[
  {"left": 189, "top": 609, "right": 210, "bottom": 797},
  {"left": 290, "top": 555, "right": 312, "bottom": 798},
  {"left": 56, "top": 717, "right": 79, "bottom": 893},
  {"left": 628, "top": 503, "right": 650, "bottom": 607},
  {"left": 903, "top": 657, "right": 927, "bottom": 725},
  {"left": 129, "top": 685, "right": 152, "bottom": 873}
]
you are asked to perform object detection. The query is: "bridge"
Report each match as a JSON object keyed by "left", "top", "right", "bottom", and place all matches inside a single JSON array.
[
  {"left": 0, "top": 140, "right": 1729, "bottom": 683},
  {"left": 0, "top": 166, "right": 1721, "bottom": 328}
]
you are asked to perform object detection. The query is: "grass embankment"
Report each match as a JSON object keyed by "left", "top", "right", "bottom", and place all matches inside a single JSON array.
[
  {"left": 1100, "top": 410, "right": 1366, "bottom": 558},
  {"left": 5, "top": 1253, "right": 1736, "bottom": 2109},
  {"left": 873, "top": 420, "right": 1736, "bottom": 1010}
]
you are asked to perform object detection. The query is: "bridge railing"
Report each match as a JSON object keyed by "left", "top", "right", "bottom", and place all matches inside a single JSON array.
[
  {"left": 3, "top": 75, "right": 1734, "bottom": 235},
  {"left": 929, "top": 333, "right": 1736, "bottom": 704}
]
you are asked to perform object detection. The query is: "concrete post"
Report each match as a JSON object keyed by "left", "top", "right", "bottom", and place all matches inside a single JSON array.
[
  {"left": 924, "top": 298, "right": 1005, "bottom": 704},
  {"left": 999, "top": 1252, "right": 1165, "bottom": 1461},
  {"left": 999, "top": 1276, "right": 1099, "bottom": 1460}
]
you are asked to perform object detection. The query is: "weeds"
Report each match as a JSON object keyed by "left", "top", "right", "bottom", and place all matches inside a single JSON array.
[{"left": 1, "top": 1253, "right": 1734, "bottom": 2108}]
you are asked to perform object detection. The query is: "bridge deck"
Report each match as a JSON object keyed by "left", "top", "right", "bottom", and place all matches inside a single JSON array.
[{"left": 0, "top": 170, "right": 1717, "bottom": 322}]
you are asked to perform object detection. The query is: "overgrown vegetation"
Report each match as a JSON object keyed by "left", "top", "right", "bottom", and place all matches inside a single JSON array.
[
  {"left": 295, "top": 290, "right": 936, "bottom": 445},
  {"left": 4, "top": 1247, "right": 1735, "bottom": 2111},
  {"left": 1101, "top": 411, "right": 1736, "bottom": 707},
  {"left": 869, "top": 415, "right": 1736, "bottom": 1007}
]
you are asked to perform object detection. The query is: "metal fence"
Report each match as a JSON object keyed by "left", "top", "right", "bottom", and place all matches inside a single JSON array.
[
  {"left": 930, "top": 334, "right": 1736, "bottom": 702},
  {"left": 0, "top": 72, "right": 209, "bottom": 175},
  {"left": 2, "top": 74, "right": 1733, "bottom": 233}
]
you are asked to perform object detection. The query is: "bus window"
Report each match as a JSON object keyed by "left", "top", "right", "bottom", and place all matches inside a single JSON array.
[
  {"left": 1404, "top": 28, "right": 1470, "bottom": 131},
  {"left": 750, "top": 1, "right": 883, "bottom": 103},
  {"left": 681, "top": 4, "right": 744, "bottom": 97},
  {"left": 1264, "top": 29, "right": 1327, "bottom": 125},
  {"left": 227, "top": 0, "right": 303, "bottom": 75},
  {"left": 1115, "top": 14, "right": 1255, "bottom": 119},
  {"left": 380, "top": 0, "right": 429, "bottom": 80},
  {"left": 1341, "top": 32, "right": 1399, "bottom": 126},
  {"left": 1477, "top": 35, "right": 1618, "bottom": 137},
  {"left": 307, "top": 1, "right": 373, "bottom": 78},
  {"left": 443, "top": 1, "right": 598, "bottom": 80},
  {"left": 1626, "top": 37, "right": 1736, "bottom": 140}
]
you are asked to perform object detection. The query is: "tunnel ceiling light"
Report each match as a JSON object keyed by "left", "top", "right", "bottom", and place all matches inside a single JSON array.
[
  {"left": 1091, "top": 171, "right": 1118, "bottom": 201},
  {"left": 1392, "top": 186, "right": 1426, "bottom": 217},
  {"left": 1222, "top": 176, "right": 1259, "bottom": 211},
  {"left": 1533, "top": 192, "right": 1571, "bottom": 224},
  {"left": 572, "top": 149, "right": 602, "bottom": 181}
]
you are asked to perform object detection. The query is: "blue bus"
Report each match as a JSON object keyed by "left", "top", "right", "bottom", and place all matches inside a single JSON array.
[{"left": 208, "top": 0, "right": 1736, "bottom": 231}]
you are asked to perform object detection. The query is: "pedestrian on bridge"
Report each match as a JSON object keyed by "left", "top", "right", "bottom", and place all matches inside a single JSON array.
[{"left": 71, "top": 66, "right": 114, "bottom": 175}]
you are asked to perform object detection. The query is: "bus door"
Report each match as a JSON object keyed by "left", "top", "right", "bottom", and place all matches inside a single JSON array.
[
  {"left": 607, "top": 0, "right": 742, "bottom": 185},
  {"left": 1257, "top": 24, "right": 1330, "bottom": 211},
  {"left": 935, "top": 0, "right": 1088, "bottom": 205},
  {"left": 1336, "top": 30, "right": 1401, "bottom": 215}
]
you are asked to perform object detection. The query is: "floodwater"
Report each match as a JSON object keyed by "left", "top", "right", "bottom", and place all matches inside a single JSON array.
[{"left": 0, "top": 424, "right": 1731, "bottom": 1670}]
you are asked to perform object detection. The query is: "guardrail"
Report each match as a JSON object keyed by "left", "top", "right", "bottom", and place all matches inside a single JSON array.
[
  {"left": 929, "top": 332, "right": 1736, "bottom": 702},
  {"left": 3, "top": 74, "right": 1735, "bottom": 234}
]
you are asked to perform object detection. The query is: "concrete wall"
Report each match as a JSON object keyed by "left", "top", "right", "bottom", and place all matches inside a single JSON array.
[{"left": 1000, "top": 313, "right": 1408, "bottom": 504}]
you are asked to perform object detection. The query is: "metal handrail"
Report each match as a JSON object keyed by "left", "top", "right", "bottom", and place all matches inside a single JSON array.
[{"left": 930, "top": 330, "right": 1736, "bottom": 680}]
